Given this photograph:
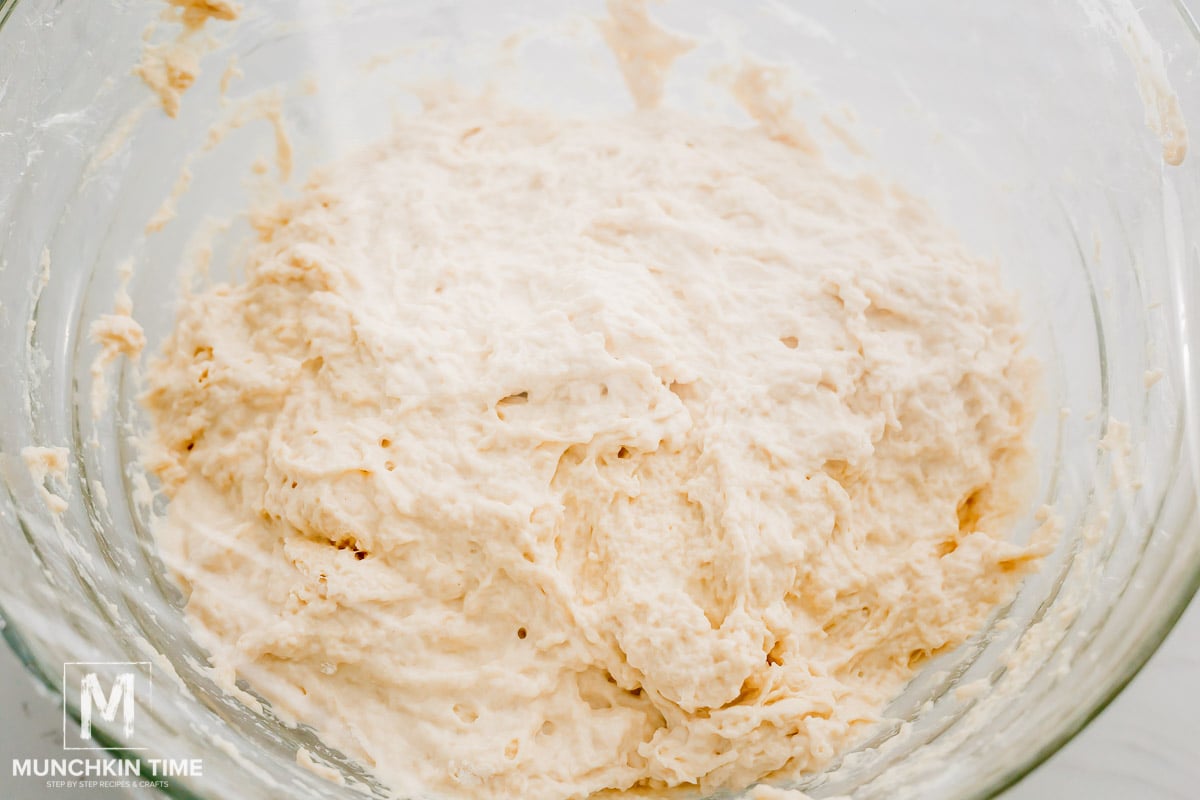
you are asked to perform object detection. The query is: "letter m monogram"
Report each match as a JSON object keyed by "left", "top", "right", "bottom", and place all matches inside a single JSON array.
[{"left": 80, "top": 672, "right": 135, "bottom": 740}]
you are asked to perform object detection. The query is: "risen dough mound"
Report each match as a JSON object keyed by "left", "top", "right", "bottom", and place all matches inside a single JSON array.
[{"left": 145, "top": 99, "right": 1040, "bottom": 799}]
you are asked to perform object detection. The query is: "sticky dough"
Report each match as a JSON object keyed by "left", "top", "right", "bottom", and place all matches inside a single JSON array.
[{"left": 145, "top": 97, "right": 1040, "bottom": 798}]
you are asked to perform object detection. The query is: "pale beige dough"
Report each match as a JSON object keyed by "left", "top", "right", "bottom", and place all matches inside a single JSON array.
[
  {"left": 137, "top": 0, "right": 241, "bottom": 118},
  {"left": 144, "top": 94, "right": 1042, "bottom": 799}
]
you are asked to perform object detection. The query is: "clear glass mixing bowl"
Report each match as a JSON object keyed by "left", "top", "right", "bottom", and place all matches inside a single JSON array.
[{"left": 1, "top": 1, "right": 1198, "bottom": 798}]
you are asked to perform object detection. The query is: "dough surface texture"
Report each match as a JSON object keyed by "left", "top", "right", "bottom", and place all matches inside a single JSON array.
[{"left": 145, "top": 98, "right": 1039, "bottom": 799}]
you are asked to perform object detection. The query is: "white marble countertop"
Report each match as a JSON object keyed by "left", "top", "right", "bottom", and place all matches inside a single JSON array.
[{"left": 2, "top": 593, "right": 1198, "bottom": 798}]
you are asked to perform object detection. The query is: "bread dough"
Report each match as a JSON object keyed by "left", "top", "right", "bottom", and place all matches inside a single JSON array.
[{"left": 144, "top": 95, "right": 1040, "bottom": 798}]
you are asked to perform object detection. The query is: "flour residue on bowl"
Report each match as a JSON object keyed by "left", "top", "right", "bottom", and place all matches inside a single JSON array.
[
  {"left": 1080, "top": 0, "right": 1189, "bottom": 166},
  {"left": 137, "top": 0, "right": 242, "bottom": 118}
]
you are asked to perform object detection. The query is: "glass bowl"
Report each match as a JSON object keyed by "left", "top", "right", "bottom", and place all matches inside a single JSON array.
[{"left": 0, "top": 1, "right": 1197, "bottom": 798}]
